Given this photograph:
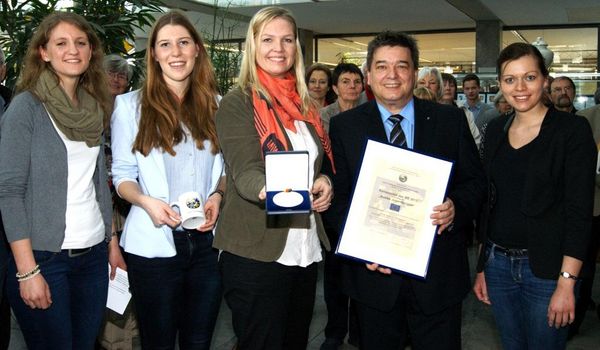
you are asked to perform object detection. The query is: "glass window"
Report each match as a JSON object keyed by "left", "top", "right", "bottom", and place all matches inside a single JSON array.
[
  {"left": 502, "top": 28, "right": 597, "bottom": 74},
  {"left": 316, "top": 32, "right": 477, "bottom": 73}
]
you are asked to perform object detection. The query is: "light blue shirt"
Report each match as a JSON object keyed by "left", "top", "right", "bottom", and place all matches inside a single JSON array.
[
  {"left": 163, "top": 129, "right": 219, "bottom": 231},
  {"left": 110, "top": 90, "right": 224, "bottom": 258},
  {"left": 377, "top": 98, "right": 415, "bottom": 149},
  {"left": 163, "top": 129, "right": 217, "bottom": 206},
  {"left": 465, "top": 100, "right": 492, "bottom": 121}
]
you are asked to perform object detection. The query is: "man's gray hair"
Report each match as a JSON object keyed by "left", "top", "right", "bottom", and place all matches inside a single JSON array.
[{"left": 0, "top": 50, "right": 5, "bottom": 65}]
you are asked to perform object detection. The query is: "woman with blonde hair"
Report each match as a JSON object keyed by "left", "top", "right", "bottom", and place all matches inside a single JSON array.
[
  {"left": 0, "top": 12, "right": 115, "bottom": 349},
  {"left": 110, "top": 11, "right": 225, "bottom": 349},
  {"left": 417, "top": 66, "right": 443, "bottom": 102},
  {"left": 215, "top": 6, "right": 333, "bottom": 350},
  {"left": 413, "top": 86, "right": 436, "bottom": 101}
]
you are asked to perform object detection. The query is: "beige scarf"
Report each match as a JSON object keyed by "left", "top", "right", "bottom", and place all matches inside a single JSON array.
[{"left": 34, "top": 70, "right": 103, "bottom": 147}]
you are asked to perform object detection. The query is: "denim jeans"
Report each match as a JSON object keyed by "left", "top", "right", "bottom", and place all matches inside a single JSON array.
[
  {"left": 483, "top": 242, "right": 573, "bottom": 350},
  {"left": 6, "top": 242, "right": 109, "bottom": 350},
  {"left": 127, "top": 231, "right": 221, "bottom": 350}
]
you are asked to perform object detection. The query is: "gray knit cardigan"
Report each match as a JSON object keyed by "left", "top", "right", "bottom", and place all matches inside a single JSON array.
[{"left": 0, "top": 91, "right": 112, "bottom": 252}]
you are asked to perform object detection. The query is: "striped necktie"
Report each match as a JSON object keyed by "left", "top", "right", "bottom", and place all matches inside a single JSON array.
[{"left": 389, "top": 114, "right": 406, "bottom": 147}]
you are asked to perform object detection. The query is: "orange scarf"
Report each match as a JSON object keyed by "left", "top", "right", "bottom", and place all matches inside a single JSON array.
[{"left": 253, "top": 68, "right": 334, "bottom": 172}]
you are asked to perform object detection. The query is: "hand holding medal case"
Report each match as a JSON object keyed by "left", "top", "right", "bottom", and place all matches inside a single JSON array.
[{"left": 265, "top": 151, "right": 311, "bottom": 214}]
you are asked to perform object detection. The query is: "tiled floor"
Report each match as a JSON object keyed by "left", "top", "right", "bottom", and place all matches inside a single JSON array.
[{"left": 8, "top": 248, "right": 600, "bottom": 349}]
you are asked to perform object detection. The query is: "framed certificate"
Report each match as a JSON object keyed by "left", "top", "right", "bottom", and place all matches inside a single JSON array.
[
  {"left": 336, "top": 140, "right": 453, "bottom": 278},
  {"left": 265, "top": 151, "right": 311, "bottom": 215}
]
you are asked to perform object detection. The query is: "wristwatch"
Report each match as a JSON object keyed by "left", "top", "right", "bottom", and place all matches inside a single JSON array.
[{"left": 559, "top": 271, "right": 578, "bottom": 280}]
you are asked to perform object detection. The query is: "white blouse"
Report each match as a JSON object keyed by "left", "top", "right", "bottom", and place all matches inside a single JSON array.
[
  {"left": 276, "top": 120, "right": 323, "bottom": 267},
  {"left": 50, "top": 118, "right": 105, "bottom": 249}
]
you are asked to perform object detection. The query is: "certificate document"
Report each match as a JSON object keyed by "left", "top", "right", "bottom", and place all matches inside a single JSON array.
[{"left": 336, "top": 140, "right": 453, "bottom": 278}]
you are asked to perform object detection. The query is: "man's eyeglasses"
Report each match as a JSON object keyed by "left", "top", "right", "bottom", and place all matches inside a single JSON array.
[{"left": 108, "top": 71, "right": 128, "bottom": 82}]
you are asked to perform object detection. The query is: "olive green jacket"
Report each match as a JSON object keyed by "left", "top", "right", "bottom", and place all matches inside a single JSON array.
[{"left": 214, "top": 87, "right": 330, "bottom": 262}]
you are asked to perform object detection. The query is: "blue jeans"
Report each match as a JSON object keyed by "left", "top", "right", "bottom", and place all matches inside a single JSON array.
[
  {"left": 127, "top": 231, "right": 221, "bottom": 350},
  {"left": 483, "top": 242, "right": 573, "bottom": 350},
  {"left": 6, "top": 242, "right": 109, "bottom": 350}
]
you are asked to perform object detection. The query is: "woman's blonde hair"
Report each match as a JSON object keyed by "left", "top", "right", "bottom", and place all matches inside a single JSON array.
[
  {"left": 238, "top": 6, "right": 312, "bottom": 114},
  {"left": 413, "top": 86, "right": 435, "bottom": 101},
  {"left": 16, "top": 11, "right": 112, "bottom": 126},
  {"left": 417, "top": 67, "right": 443, "bottom": 102},
  {"left": 133, "top": 11, "right": 219, "bottom": 156}
]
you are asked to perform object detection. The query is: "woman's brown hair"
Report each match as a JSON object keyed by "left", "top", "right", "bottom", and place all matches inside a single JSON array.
[
  {"left": 16, "top": 11, "right": 112, "bottom": 125},
  {"left": 134, "top": 11, "right": 219, "bottom": 156}
]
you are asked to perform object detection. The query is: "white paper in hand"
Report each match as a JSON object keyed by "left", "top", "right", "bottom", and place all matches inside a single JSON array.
[{"left": 106, "top": 266, "right": 132, "bottom": 315}]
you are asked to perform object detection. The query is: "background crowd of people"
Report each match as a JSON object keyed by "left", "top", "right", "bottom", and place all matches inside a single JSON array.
[{"left": 0, "top": 5, "right": 599, "bottom": 350}]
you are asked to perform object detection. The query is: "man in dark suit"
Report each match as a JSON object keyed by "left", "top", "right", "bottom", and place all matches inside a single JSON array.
[{"left": 327, "top": 31, "right": 485, "bottom": 350}]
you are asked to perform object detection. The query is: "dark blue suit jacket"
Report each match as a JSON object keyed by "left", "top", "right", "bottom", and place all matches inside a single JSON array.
[{"left": 325, "top": 98, "right": 485, "bottom": 315}]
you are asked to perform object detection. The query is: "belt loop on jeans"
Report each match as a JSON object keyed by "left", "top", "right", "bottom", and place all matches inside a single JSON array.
[
  {"left": 487, "top": 240, "right": 528, "bottom": 257},
  {"left": 67, "top": 247, "right": 92, "bottom": 258}
]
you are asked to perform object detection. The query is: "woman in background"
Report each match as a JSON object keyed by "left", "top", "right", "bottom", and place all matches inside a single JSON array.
[
  {"left": 473, "top": 42, "right": 596, "bottom": 350},
  {"left": 0, "top": 12, "right": 115, "bottom": 349},
  {"left": 417, "top": 67, "right": 443, "bottom": 102},
  {"left": 476, "top": 92, "right": 513, "bottom": 148},
  {"left": 306, "top": 62, "right": 335, "bottom": 108},
  {"left": 111, "top": 11, "right": 224, "bottom": 350},
  {"left": 104, "top": 54, "right": 132, "bottom": 101},
  {"left": 98, "top": 53, "right": 136, "bottom": 350},
  {"left": 319, "top": 62, "right": 364, "bottom": 132},
  {"left": 215, "top": 6, "right": 333, "bottom": 350},
  {"left": 439, "top": 72, "right": 481, "bottom": 148},
  {"left": 413, "top": 86, "right": 436, "bottom": 101},
  {"left": 493, "top": 92, "right": 513, "bottom": 115}
]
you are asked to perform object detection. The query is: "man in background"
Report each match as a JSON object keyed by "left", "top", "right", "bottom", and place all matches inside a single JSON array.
[
  {"left": 462, "top": 73, "right": 493, "bottom": 130},
  {"left": 551, "top": 76, "right": 577, "bottom": 114}
]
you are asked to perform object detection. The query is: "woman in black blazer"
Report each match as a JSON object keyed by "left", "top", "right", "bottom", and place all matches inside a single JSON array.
[{"left": 473, "top": 42, "right": 596, "bottom": 350}]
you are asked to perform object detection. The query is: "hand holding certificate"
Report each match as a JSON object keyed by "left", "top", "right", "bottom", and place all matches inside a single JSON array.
[{"left": 336, "top": 140, "right": 453, "bottom": 278}]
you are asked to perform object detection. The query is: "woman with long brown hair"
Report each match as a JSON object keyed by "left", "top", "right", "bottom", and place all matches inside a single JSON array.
[
  {"left": 215, "top": 6, "right": 333, "bottom": 349},
  {"left": 0, "top": 12, "right": 115, "bottom": 349},
  {"left": 110, "top": 11, "right": 225, "bottom": 349}
]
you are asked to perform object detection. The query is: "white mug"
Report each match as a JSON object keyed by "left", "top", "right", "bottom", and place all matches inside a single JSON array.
[{"left": 170, "top": 191, "right": 206, "bottom": 230}]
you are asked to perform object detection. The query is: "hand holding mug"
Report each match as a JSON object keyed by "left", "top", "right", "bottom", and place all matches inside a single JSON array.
[{"left": 170, "top": 191, "right": 206, "bottom": 230}]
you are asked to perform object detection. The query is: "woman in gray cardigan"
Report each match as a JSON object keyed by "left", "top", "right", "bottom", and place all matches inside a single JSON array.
[{"left": 0, "top": 12, "right": 116, "bottom": 349}]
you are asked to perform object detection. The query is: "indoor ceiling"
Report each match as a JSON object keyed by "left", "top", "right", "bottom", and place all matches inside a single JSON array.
[
  {"left": 171, "top": 0, "right": 600, "bottom": 35},
  {"left": 158, "top": 0, "right": 600, "bottom": 73}
]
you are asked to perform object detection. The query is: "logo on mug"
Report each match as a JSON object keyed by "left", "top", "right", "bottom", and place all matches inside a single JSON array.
[{"left": 186, "top": 198, "right": 201, "bottom": 209}]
